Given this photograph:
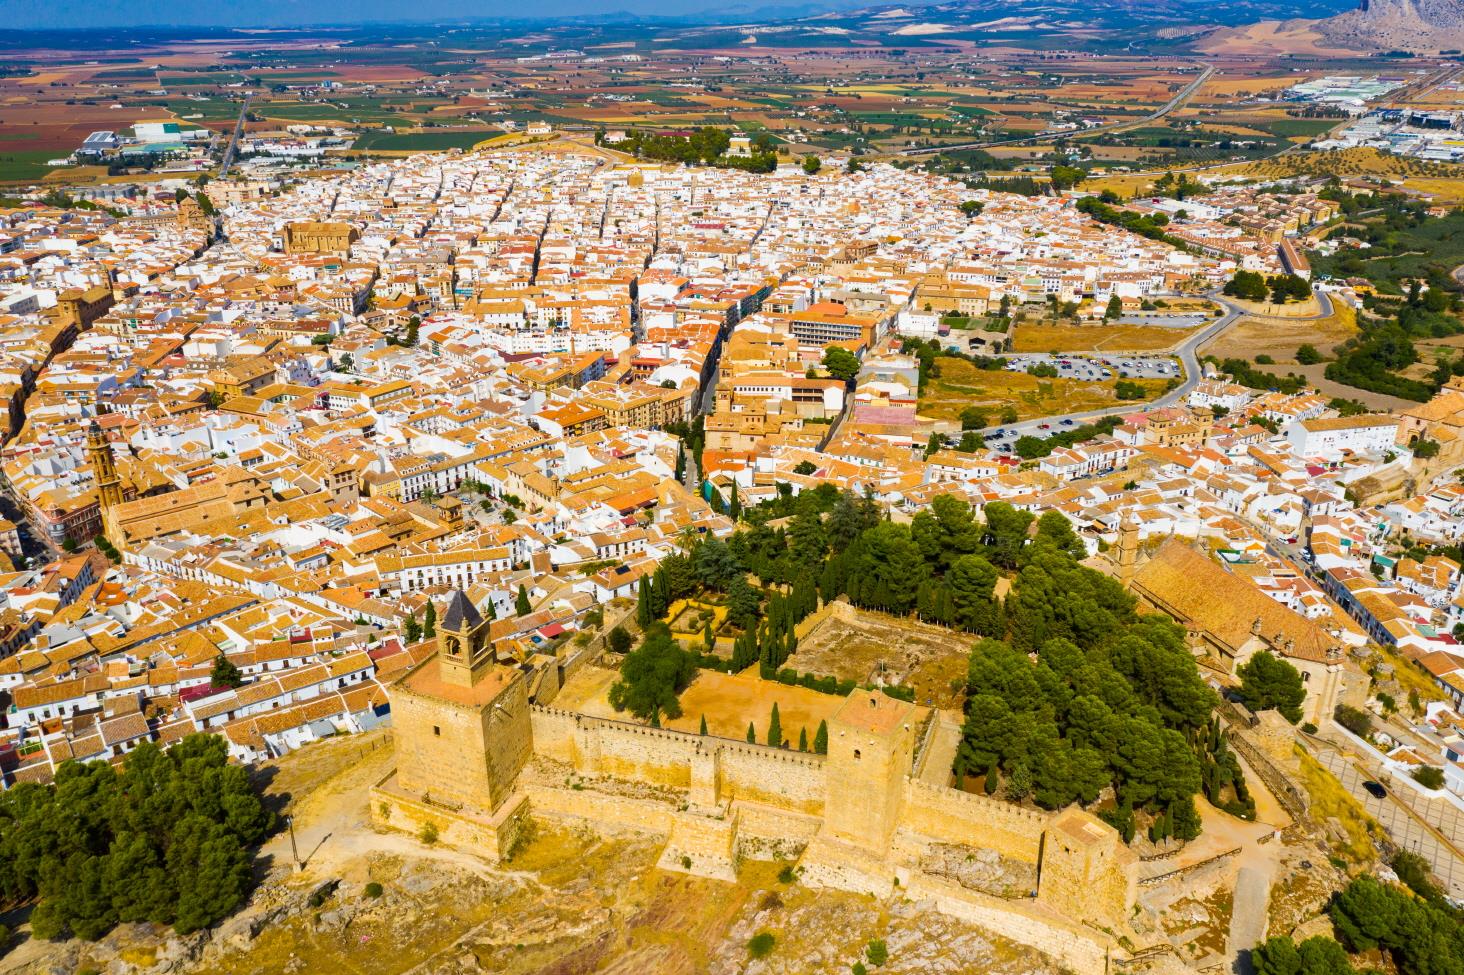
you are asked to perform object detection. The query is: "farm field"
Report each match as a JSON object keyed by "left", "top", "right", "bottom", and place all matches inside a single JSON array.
[{"left": 352, "top": 129, "right": 503, "bottom": 151}]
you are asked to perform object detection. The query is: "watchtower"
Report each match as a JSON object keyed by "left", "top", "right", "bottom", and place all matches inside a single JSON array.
[{"left": 822, "top": 689, "right": 917, "bottom": 852}]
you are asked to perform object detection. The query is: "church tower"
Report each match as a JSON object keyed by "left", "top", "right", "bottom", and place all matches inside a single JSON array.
[
  {"left": 438, "top": 590, "right": 495, "bottom": 688},
  {"left": 386, "top": 590, "right": 532, "bottom": 816},
  {"left": 87, "top": 416, "right": 123, "bottom": 538},
  {"left": 1116, "top": 514, "right": 1141, "bottom": 585}
]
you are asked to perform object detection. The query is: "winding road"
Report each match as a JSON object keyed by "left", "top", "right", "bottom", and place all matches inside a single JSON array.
[{"left": 994, "top": 290, "right": 1335, "bottom": 443}]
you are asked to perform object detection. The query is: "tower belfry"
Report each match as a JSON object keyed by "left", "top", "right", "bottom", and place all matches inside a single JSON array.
[
  {"left": 1116, "top": 514, "right": 1140, "bottom": 585},
  {"left": 438, "top": 589, "right": 494, "bottom": 688},
  {"left": 87, "top": 414, "right": 123, "bottom": 536}
]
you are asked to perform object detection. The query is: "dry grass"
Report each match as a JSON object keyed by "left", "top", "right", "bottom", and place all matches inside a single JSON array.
[
  {"left": 1201, "top": 300, "right": 1357, "bottom": 363},
  {"left": 919, "top": 356, "right": 1170, "bottom": 422},
  {"left": 1295, "top": 746, "right": 1379, "bottom": 864},
  {"left": 1012, "top": 321, "right": 1199, "bottom": 353},
  {"left": 666, "top": 671, "right": 850, "bottom": 745}
]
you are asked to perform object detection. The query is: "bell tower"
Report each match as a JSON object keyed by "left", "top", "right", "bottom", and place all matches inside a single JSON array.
[
  {"left": 1116, "top": 514, "right": 1140, "bottom": 585},
  {"left": 87, "top": 415, "right": 124, "bottom": 538},
  {"left": 384, "top": 589, "right": 533, "bottom": 819},
  {"left": 438, "top": 589, "right": 494, "bottom": 688}
]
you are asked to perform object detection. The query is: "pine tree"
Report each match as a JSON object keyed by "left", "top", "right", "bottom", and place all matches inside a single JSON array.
[
  {"left": 798, "top": 727, "right": 808, "bottom": 751},
  {"left": 423, "top": 600, "right": 436, "bottom": 638},
  {"left": 700, "top": 714, "right": 708, "bottom": 735},
  {"left": 747, "top": 722, "right": 756, "bottom": 743},
  {"left": 515, "top": 584, "right": 532, "bottom": 616},
  {"left": 813, "top": 719, "right": 828, "bottom": 755},
  {"left": 767, "top": 703, "right": 782, "bottom": 747},
  {"left": 210, "top": 654, "right": 244, "bottom": 689}
]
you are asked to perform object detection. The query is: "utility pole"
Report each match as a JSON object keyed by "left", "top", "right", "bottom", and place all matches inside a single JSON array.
[{"left": 287, "top": 813, "right": 302, "bottom": 871}]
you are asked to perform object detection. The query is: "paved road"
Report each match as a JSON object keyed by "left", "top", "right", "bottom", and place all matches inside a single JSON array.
[
  {"left": 984, "top": 289, "right": 1336, "bottom": 448},
  {"left": 985, "top": 290, "right": 1241, "bottom": 445},
  {"left": 899, "top": 63, "right": 1214, "bottom": 157},
  {"left": 218, "top": 93, "right": 252, "bottom": 177},
  {"left": 1315, "top": 744, "right": 1464, "bottom": 899},
  {"left": 1227, "top": 863, "right": 1274, "bottom": 975}
]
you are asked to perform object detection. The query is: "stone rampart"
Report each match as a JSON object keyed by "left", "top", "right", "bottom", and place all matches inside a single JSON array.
[
  {"left": 901, "top": 872, "right": 1113, "bottom": 975},
  {"left": 900, "top": 778, "right": 1048, "bottom": 863}
]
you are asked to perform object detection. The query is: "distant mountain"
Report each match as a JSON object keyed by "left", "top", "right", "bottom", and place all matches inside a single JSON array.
[{"left": 1319, "top": 0, "right": 1464, "bottom": 50}]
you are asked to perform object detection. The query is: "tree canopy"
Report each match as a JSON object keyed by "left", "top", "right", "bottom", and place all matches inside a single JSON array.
[
  {"left": 1236, "top": 650, "right": 1306, "bottom": 724},
  {"left": 0, "top": 735, "right": 272, "bottom": 942},
  {"left": 608, "top": 623, "right": 697, "bottom": 722}
]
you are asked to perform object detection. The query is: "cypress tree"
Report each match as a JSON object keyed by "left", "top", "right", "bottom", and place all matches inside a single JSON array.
[
  {"left": 730, "top": 482, "right": 742, "bottom": 521},
  {"left": 767, "top": 703, "right": 782, "bottom": 747},
  {"left": 423, "top": 600, "right": 436, "bottom": 638},
  {"left": 700, "top": 714, "right": 708, "bottom": 736},
  {"left": 984, "top": 766, "right": 998, "bottom": 795},
  {"left": 747, "top": 722, "right": 756, "bottom": 744},
  {"left": 515, "top": 584, "right": 532, "bottom": 616},
  {"left": 636, "top": 576, "right": 651, "bottom": 627},
  {"left": 813, "top": 719, "right": 828, "bottom": 755},
  {"left": 798, "top": 727, "right": 808, "bottom": 751}
]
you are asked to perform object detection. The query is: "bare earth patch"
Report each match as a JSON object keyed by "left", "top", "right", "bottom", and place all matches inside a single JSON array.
[{"left": 791, "top": 606, "right": 973, "bottom": 709}]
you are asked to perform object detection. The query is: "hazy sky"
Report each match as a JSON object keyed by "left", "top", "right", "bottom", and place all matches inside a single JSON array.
[{"left": 3, "top": 0, "right": 774, "bottom": 29}]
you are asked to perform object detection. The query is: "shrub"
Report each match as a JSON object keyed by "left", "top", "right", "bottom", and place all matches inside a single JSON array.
[
  {"left": 420, "top": 821, "right": 439, "bottom": 845},
  {"left": 364, "top": 882, "right": 383, "bottom": 899},
  {"left": 866, "top": 939, "right": 889, "bottom": 966},
  {"left": 1410, "top": 765, "right": 1445, "bottom": 789},
  {"left": 1334, "top": 704, "right": 1373, "bottom": 739},
  {"left": 748, "top": 931, "right": 776, "bottom": 958}
]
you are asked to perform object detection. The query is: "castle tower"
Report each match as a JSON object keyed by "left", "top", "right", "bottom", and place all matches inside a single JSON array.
[
  {"left": 387, "top": 590, "right": 532, "bottom": 815},
  {"left": 1036, "top": 807, "right": 1137, "bottom": 928},
  {"left": 87, "top": 416, "right": 124, "bottom": 539},
  {"left": 822, "top": 689, "right": 917, "bottom": 852}
]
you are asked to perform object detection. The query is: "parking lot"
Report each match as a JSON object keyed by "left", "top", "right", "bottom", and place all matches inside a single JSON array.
[
  {"left": 1113, "top": 313, "right": 1210, "bottom": 328},
  {"left": 1003, "top": 353, "right": 1180, "bottom": 382}
]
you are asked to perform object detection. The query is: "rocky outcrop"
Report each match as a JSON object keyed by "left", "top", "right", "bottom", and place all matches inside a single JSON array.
[{"left": 1319, "top": 0, "right": 1464, "bottom": 52}]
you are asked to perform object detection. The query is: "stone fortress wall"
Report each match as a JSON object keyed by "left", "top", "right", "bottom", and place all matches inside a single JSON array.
[
  {"left": 372, "top": 613, "right": 1140, "bottom": 975},
  {"left": 513, "top": 699, "right": 1130, "bottom": 973}
]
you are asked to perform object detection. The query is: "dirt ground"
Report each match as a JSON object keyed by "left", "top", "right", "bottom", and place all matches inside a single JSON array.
[
  {"left": 563, "top": 664, "right": 850, "bottom": 746},
  {"left": 1201, "top": 303, "right": 1357, "bottom": 364},
  {"left": 1012, "top": 321, "right": 1201, "bottom": 353},
  {"left": 920, "top": 357, "right": 1169, "bottom": 424},
  {"left": 791, "top": 608, "right": 973, "bottom": 710}
]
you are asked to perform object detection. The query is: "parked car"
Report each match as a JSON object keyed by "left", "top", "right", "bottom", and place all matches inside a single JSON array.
[{"left": 1362, "top": 781, "right": 1387, "bottom": 800}]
